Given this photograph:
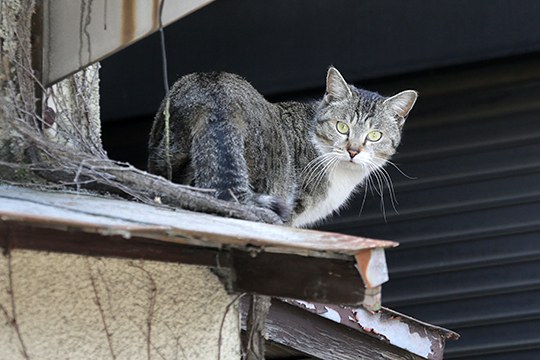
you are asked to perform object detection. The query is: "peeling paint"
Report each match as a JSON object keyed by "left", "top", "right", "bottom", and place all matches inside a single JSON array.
[
  {"left": 285, "top": 299, "right": 458, "bottom": 359},
  {"left": 321, "top": 306, "right": 341, "bottom": 322},
  {"left": 354, "top": 307, "right": 433, "bottom": 358},
  {"left": 295, "top": 300, "right": 316, "bottom": 310}
]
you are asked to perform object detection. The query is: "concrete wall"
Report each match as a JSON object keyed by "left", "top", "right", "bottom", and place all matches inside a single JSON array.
[{"left": 0, "top": 249, "right": 241, "bottom": 359}]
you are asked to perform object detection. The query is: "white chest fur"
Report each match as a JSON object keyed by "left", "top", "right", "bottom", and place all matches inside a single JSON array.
[{"left": 292, "top": 164, "right": 365, "bottom": 227}]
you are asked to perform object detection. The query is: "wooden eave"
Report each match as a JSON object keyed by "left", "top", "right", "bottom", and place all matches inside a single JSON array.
[
  {"left": 0, "top": 185, "right": 396, "bottom": 309},
  {"left": 241, "top": 298, "right": 459, "bottom": 360}
]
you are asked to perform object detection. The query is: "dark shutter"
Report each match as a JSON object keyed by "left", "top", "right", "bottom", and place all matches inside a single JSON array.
[{"left": 321, "top": 57, "right": 540, "bottom": 359}]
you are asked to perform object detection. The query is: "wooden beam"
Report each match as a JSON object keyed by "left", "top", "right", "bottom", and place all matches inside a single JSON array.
[
  {"left": 282, "top": 299, "right": 459, "bottom": 360},
  {"left": 0, "top": 221, "right": 379, "bottom": 306},
  {"left": 230, "top": 248, "right": 373, "bottom": 305},
  {"left": 240, "top": 298, "right": 459, "bottom": 360},
  {"left": 241, "top": 299, "right": 425, "bottom": 360}
]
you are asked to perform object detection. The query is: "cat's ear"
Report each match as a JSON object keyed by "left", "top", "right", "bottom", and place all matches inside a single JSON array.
[
  {"left": 383, "top": 90, "right": 418, "bottom": 126},
  {"left": 324, "top": 67, "right": 352, "bottom": 103}
]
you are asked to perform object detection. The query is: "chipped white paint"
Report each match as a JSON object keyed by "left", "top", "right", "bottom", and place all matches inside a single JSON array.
[
  {"left": 321, "top": 306, "right": 342, "bottom": 323},
  {"left": 295, "top": 300, "right": 316, "bottom": 310},
  {"left": 354, "top": 307, "right": 432, "bottom": 358},
  {"left": 0, "top": 250, "right": 241, "bottom": 360}
]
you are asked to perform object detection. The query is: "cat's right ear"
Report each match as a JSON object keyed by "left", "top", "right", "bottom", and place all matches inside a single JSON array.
[
  {"left": 324, "top": 67, "right": 352, "bottom": 104},
  {"left": 383, "top": 90, "right": 418, "bottom": 128}
]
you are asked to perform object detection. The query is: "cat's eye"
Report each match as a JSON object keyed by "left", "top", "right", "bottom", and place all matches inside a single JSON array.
[
  {"left": 366, "top": 130, "right": 383, "bottom": 142},
  {"left": 336, "top": 121, "right": 349, "bottom": 134}
]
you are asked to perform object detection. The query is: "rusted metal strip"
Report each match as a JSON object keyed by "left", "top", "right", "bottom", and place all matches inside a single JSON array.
[{"left": 34, "top": 0, "right": 215, "bottom": 86}]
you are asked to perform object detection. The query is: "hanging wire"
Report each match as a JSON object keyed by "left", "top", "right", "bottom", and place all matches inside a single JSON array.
[
  {"left": 158, "top": 0, "right": 170, "bottom": 92},
  {"left": 158, "top": 0, "right": 172, "bottom": 180}
]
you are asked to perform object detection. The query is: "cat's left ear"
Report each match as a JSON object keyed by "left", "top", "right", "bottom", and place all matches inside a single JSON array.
[{"left": 383, "top": 90, "right": 418, "bottom": 127}]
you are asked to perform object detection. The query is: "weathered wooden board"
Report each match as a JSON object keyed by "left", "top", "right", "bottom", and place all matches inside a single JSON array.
[
  {"left": 281, "top": 299, "right": 459, "bottom": 360},
  {"left": 0, "top": 186, "right": 396, "bottom": 256},
  {"left": 0, "top": 185, "right": 397, "bottom": 309},
  {"left": 240, "top": 298, "right": 459, "bottom": 360}
]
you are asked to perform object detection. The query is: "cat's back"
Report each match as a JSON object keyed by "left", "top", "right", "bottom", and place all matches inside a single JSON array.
[{"left": 168, "top": 71, "right": 267, "bottom": 110}]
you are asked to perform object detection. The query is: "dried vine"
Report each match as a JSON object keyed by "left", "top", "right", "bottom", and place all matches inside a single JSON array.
[
  {"left": 0, "top": 0, "right": 282, "bottom": 225},
  {"left": 3, "top": 246, "right": 30, "bottom": 360},
  {"left": 87, "top": 260, "right": 117, "bottom": 360},
  {"left": 242, "top": 295, "right": 271, "bottom": 360}
]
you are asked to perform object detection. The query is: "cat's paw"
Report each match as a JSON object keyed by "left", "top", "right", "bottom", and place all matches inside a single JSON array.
[
  {"left": 252, "top": 194, "right": 293, "bottom": 224},
  {"left": 216, "top": 189, "right": 292, "bottom": 224},
  {"left": 250, "top": 206, "right": 284, "bottom": 225}
]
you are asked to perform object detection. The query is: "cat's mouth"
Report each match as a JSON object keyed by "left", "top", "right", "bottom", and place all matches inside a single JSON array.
[
  {"left": 343, "top": 152, "right": 362, "bottom": 165},
  {"left": 340, "top": 157, "right": 362, "bottom": 169}
]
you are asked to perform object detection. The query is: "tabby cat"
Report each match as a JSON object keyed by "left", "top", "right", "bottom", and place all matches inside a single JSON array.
[{"left": 148, "top": 67, "right": 417, "bottom": 227}]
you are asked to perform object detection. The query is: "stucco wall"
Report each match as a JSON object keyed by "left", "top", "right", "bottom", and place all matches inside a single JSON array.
[
  {"left": 1, "top": 2, "right": 240, "bottom": 357},
  {"left": 0, "top": 249, "right": 240, "bottom": 359}
]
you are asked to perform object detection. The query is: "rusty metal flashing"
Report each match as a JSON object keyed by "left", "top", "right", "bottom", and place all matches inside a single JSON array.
[
  {"left": 0, "top": 185, "right": 396, "bottom": 309},
  {"left": 283, "top": 299, "right": 459, "bottom": 360},
  {"left": 33, "top": 0, "right": 215, "bottom": 87}
]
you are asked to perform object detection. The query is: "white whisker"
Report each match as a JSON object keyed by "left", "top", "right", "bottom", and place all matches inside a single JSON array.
[
  {"left": 302, "top": 153, "right": 339, "bottom": 189},
  {"left": 358, "top": 157, "right": 401, "bottom": 221},
  {"left": 310, "top": 156, "right": 340, "bottom": 191},
  {"left": 358, "top": 175, "right": 371, "bottom": 216},
  {"left": 379, "top": 158, "right": 416, "bottom": 180},
  {"left": 302, "top": 155, "right": 332, "bottom": 184}
]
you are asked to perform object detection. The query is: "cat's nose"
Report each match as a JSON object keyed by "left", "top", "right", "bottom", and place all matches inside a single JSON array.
[{"left": 347, "top": 147, "right": 361, "bottom": 158}]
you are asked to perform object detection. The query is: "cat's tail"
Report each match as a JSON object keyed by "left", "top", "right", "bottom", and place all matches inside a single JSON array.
[
  {"left": 191, "top": 110, "right": 251, "bottom": 201},
  {"left": 190, "top": 111, "right": 292, "bottom": 222}
]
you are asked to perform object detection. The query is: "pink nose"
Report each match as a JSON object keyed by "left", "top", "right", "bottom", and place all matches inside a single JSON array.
[{"left": 347, "top": 148, "right": 360, "bottom": 158}]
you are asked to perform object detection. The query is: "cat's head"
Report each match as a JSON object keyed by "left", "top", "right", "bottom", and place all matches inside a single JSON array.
[{"left": 313, "top": 67, "right": 417, "bottom": 173}]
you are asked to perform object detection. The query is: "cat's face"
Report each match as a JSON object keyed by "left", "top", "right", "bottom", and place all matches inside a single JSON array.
[{"left": 313, "top": 67, "right": 417, "bottom": 174}]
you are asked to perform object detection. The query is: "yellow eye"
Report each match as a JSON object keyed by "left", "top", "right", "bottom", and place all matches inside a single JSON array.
[
  {"left": 367, "top": 130, "right": 383, "bottom": 142},
  {"left": 336, "top": 121, "right": 349, "bottom": 134}
]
